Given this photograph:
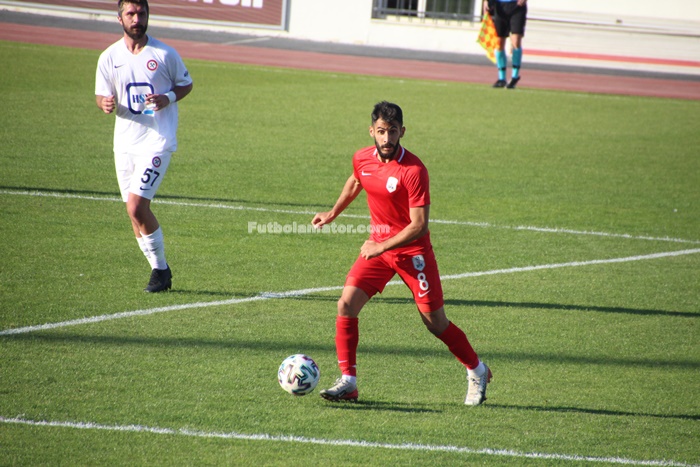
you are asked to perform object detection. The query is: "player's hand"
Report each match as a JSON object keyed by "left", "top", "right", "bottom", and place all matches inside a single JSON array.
[
  {"left": 360, "top": 240, "right": 384, "bottom": 260},
  {"left": 145, "top": 93, "right": 170, "bottom": 111},
  {"left": 312, "top": 211, "right": 333, "bottom": 229},
  {"left": 100, "top": 95, "right": 115, "bottom": 114}
]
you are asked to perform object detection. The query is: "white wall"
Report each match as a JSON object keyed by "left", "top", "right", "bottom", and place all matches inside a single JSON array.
[
  {"left": 280, "top": 0, "right": 699, "bottom": 56},
  {"left": 528, "top": 0, "right": 699, "bottom": 23},
  {"left": 287, "top": 0, "right": 373, "bottom": 44}
]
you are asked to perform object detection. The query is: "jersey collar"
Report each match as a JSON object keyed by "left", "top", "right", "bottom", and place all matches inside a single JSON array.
[{"left": 374, "top": 146, "right": 405, "bottom": 163}]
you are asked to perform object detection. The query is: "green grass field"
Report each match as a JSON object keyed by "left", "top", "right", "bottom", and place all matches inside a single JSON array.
[{"left": 1, "top": 40, "right": 699, "bottom": 465}]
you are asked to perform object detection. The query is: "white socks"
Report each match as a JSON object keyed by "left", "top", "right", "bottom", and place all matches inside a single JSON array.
[
  {"left": 139, "top": 227, "right": 167, "bottom": 270},
  {"left": 137, "top": 236, "right": 151, "bottom": 260},
  {"left": 341, "top": 375, "right": 357, "bottom": 386},
  {"left": 467, "top": 361, "right": 487, "bottom": 379}
]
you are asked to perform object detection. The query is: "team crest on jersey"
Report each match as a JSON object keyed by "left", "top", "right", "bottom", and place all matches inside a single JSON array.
[
  {"left": 412, "top": 255, "right": 425, "bottom": 272},
  {"left": 386, "top": 176, "right": 398, "bottom": 193},
  {"left": 147, "top": 60, "right": 158, "bottom": 71},
  {"left": 152, "top": 156, "right": 162, "bottom": 168}
]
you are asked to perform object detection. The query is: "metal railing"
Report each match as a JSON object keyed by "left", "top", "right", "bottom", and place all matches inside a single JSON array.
[{"left": 372, "top": 0, "right": 480, "bottom": 23}]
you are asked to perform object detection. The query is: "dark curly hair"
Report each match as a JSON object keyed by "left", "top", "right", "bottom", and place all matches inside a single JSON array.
[{"left": 371, "top": 101, "right": 403, "bottom": 126}]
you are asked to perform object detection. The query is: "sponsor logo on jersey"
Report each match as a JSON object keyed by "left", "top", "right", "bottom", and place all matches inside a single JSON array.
[
  {"left": 126, "top": 82, "right": 155, "bottom": 114},
  {"left": 412, "top": 255, "right": 425, "bottom": 271},
  {"left": 386, "top": 176, "right": 398, "bottom": 193},
  {"left": 147, "top": 60, "right": 158, "bottom": 71}
]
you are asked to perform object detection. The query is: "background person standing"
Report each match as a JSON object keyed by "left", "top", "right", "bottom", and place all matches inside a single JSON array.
[
  {"left": 95, "top": 0, "right": 193, "bottom": 292},
  {"left": 484, "top": 0, "right": 528, "bottom": 89}
]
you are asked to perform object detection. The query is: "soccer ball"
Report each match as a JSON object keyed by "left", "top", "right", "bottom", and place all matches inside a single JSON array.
[{"left": 278, "top": 354, "right": 320, "bottom": 396}]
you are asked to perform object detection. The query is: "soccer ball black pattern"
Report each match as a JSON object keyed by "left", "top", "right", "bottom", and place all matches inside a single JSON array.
[{"left": 278, "top": 354, "right": 320, "bottom": 396}]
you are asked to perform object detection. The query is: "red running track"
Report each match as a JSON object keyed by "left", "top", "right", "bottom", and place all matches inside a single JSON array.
[{"left": 2, "top": 23, "right": 699, "bottom": 100}]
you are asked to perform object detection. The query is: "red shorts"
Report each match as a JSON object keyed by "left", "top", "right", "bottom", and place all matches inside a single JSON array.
[{"left": 345, "top": 244, "right": 444, "bottom": 313}]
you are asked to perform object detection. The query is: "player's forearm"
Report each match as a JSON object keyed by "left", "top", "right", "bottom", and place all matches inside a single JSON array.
[
  {"left": 379, "top": 221, "right": 428, "bottom": 252},
  {"left": 327, "top": 177, "right": 363, "bottom": 220},
  {"left": 377, "top": 205, "right": 430, "bottom": 252},
  {"left": 171, "top": 83, "right": 193, "bottom": 102}
]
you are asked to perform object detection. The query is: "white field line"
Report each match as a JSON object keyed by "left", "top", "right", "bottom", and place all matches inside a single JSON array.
[
  {"left": 430, "top": 218, "right": 700, "bottom": 245},
  {"left": 0, "top": 417, "right": 696, "bottom": 467},
  {"left": 437, "top": 248, "right": 700, "bottom": 281},
  {"left": 0, "top": 286, "right": 343, "bottom": 336},
  {"left": 2, "top": 248, "right": 699, "bottom": 337},
  {"left": 2, "top": 188, "right": 699, "bottom": 245}
]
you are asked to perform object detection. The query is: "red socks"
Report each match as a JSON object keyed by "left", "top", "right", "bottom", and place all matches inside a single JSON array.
[
  {"left": 335, "top": 316, "right": 359, "bottom": 377},
  {"left": 336, "top": 318, "right": 478, "bottom": 375},
  {"left": 438, "top": 321, "right": 480, "bottom": 370}
]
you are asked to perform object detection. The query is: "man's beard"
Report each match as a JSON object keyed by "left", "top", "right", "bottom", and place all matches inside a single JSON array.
[
  {"left": 375, "top": 140, "right": 400, "bottom": 160},
  {"left": 124, "top": 23, "right": 147, "bottom": 40}
]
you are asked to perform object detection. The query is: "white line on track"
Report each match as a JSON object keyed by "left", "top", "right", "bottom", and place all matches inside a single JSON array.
[
  {"left": 2, "top": 188, "right": 699, "bottom": 244},
  {"left": 219, "top": 37, "right": 272, "bottom": 46},
  {"left": 2, "top": 248, "right": 698, "bottom": 336},
  {"left": 0, "top": 416, "right": 696, "bottom": 466}
]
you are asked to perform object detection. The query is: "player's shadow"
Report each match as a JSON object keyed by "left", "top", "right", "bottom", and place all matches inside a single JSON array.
[
  {"left": 281, "top": 294, "right": 698, "bottom": 318},
  {"left": 445, "top": 298, "right": 699, "bottom": 318},
  {"left": 9, "top": 331, "right": 698, "bottom": 370},
  {"left": 485, "top": 402, "right": 700, "bottom": 422},
  {"left": 321, "top": 400, "right": 441, "bottom": 414},
  {"left": 322, "top": 401, "right": 700, "bottom": 421}
]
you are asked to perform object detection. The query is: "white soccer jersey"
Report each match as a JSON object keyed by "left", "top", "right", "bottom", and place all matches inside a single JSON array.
[{"left": 95, "top": 36, "right": 192, "bottom": 155}]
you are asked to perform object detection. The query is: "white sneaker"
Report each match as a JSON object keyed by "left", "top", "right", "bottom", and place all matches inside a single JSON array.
[
  {"left": 320, "top": 377, "right": 358, "bottom": 402},
  {"left": 465, "top": 364, "right": 492, "bottom": 406}
]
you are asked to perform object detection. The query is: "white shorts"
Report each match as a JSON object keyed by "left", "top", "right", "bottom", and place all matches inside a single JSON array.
[{"left": 114, "top": 151, "right": 172, "bottom": 202}]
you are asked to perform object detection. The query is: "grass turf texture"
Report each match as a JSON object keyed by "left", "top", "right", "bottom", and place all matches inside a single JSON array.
[{"left": 1, "top": 40, "right": 699, "bottom": 465}]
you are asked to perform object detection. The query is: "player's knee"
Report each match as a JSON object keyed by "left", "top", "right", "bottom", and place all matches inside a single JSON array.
[
  {"left": 125, "top": 202, "right": 138, "bottom": 220},
  {"left": 126, "top": 203, "right": 143, "bottom": 222},
  {"left": 337, "top": 298, "right": 352, "bottom": 316},
  {"left": 126, "top": 198, "right": 151, "bottom": 223},
  {"left": 423, "top": 320, "right": 445, "bottom": 336},
  {"left": 337, "top": 297, "right": 361, "bottom": 318},
  {"left": 420, "top": 308, "right": 449, "bottom": 336}
]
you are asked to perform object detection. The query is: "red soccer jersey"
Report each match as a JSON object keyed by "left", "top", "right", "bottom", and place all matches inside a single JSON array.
[{"left": 353, "top": 145, "right": 431, "bottom": 246}]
